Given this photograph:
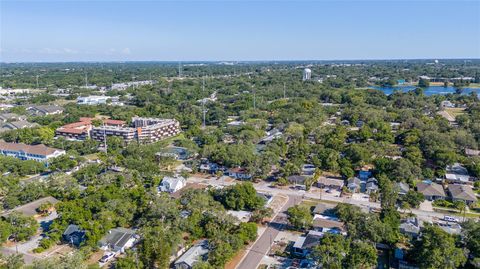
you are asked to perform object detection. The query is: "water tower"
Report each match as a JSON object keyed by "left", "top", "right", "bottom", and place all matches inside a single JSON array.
[{"left": 302, "top": 68, "right": 312, "bottom": 81}]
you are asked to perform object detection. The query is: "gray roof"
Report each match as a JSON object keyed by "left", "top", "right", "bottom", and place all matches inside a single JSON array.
[
  {"left": 416, "top": 182, "right": 446, "bottom": 197},
  {"left": 2, "top": 120, "right": 39, "bottom": 129},
  {"left": 28, "top": 105, "right": 64, "bottom": 114},
  {"left": 100, "top": 227, "right": 136, "bottom": 249},
  {"left": 448, "top": 184, "right": 477, "bottom": 202},
  {"left": 0, "top": 113, "right": 25, "bottom": 121},
  {"left": 287, "top": 175, "right": 308, "bottom": 184},
  {"left": 63, "top": 224, "right": 84, "bottom": 236},
  {"left": 175, "top": 240, "right": 209, "bottom": 268},
  {"left": 396, "top": 182, "right": 410, "bottom": 194},
  {"left": 399, "top": 218, "right": 420, "bottom": 236}
]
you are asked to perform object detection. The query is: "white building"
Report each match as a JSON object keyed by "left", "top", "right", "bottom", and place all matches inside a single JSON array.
[
  {"left": 0, "top": 140, "right": 65, "bottom": 165},
  {"left": 303, "top": 68, "right": 312, "bottom": 81},
  {"left": 158, "top": 175, "right": 186, "bottom": 193},
  {"left": 76, "top": 96, "right": 110, "bottom": 105}
]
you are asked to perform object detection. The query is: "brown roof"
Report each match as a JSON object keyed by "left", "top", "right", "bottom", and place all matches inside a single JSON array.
[
  {"left": 105, "top": 119, "right": 126, "bottom": 126},
  {"left": 318, "top": 177, "right": 345, "bottom": 187},
  {"left": 0, "top": 140, "right": 63, "bottom": 156},
  {"left": 448, "top": 184, "right": 477, "bottom": 202},
  {"left": 313, "top": 217, "right": 345, "bottom": 230},
  {"left": 56, "top": 127, "right": 86, "bottom": 134},
  {"left": 416, "top": 182, "right": 446, "bottom": 197}
]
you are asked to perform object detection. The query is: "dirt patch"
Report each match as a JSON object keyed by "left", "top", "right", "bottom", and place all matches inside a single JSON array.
[
  {"left": 225, "top": 248, "right": 247, "bottom": 269},
  {"left": 85, "top": 249, "right": 105, "bottom": 266}
]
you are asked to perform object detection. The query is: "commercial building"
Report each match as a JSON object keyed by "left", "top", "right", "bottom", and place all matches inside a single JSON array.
[
  {"left": 77, "top": 96, "right": 110, "bottom": 105},
  {"left": 0, "top": 140, "right": 65, "bottom": 164},
  {"left": 55, "top": 117, "right": 126, "bottom": 141},
  {"left": 302, "top": 68, "right": 312, "bottom": 81},
  {"left": 91, "top": 117, "right": 180, "bottom": 143}
]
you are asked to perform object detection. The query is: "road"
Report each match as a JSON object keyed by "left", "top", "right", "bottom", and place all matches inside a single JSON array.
[
  {"left": 188, "top": 176, "right": 474, "bottom": 224},
  {"left": 236, "top": 195, "right": 298, "bottom": 269}
]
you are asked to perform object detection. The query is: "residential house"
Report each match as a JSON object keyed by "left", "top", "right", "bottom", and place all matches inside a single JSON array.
[
  {"left": 416, "top": 181, "right": 446, "bottom": 201},
  {"left": 0, "top": 113, "right": 26, "bottom": 123},
  {"left": 365, "top": 178, "right": 379, "bottom": 194},
  {"left": 63, "top": 224, "right": 86, "bottom": 247},
  {"left": 291, "top": 230, "right": 324, "bottom": 258},
  {"left": 445, "top": 163, "right": 472, "bottom": 185},
  {"left": 312, "top": 214, "right": 346, "bottom": 235},
  {"left": 358, "top": 170, "right": 372, "bottom": 181},
  {"left": 27, "top": 105, "right": 64, "bottom": 116},
  {"left": 228, "top": 167, "right": 252, "bottom": 180},
  {"left": 287, "top": 175, "right": 308, "bottom": 185},
  {"left": 347, "top": 177, "right": 362, "bottom": 193},
  {"left": 99, "top": 227, "right": 137, "bottom": 253},
  {"left": 0, "top": 140, "right": 65, "bottom": 165},
  {"left": 448, "top": 184, "right": 478, "bottom": 205},
  {"left": 1, "top": 120, "right": 39, "bottom": 131},
  {"left": 399, "top": 217, "right": 421, "bottom": 238},
  {"left": 158, "top": 175, "right": 186, "bottom": 193},
  {"left": 317, "top": 177, "right": 344, "bottom": 191},
  {"left": 199, "top": 162, "right": 219, "bottom": 174},
  {"left": 396, "top": 182, "right": 410, "bottom": 196},
  {"left": 174, "top": 240, "right": 209, "bottom": 269}
]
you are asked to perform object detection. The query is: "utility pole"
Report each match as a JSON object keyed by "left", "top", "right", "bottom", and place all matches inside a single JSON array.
[
  {"left": 85, "top": 73, "right": 88, "bottom": 87},
  {"left": 36, "top": 75, "right": 39, "bottom": 89},
  {"left": 178, "top": 62, "right": 182, "bottom": 78},
  {"left": 202, "top": 76, "right": 206, "bottom": 128}
]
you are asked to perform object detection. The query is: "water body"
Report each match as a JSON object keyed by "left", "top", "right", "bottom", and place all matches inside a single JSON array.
[{"left": 369, "top": 86, "right": 480, "bottom": 96}]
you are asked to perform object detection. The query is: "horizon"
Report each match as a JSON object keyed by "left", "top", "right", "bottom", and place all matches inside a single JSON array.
[{"left": 1, "top": 0, "right": 479, "bottom": 62}]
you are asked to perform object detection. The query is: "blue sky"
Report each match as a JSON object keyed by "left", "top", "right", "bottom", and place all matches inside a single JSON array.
[{"left": 1, "top": 0, "right": 479, "bottom": 62}]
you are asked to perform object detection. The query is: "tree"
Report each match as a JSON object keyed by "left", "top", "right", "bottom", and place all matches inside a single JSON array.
[
  {"left": 214, "top": 182, "right": 265, "bottom": 211},
  {"left": 401, "top": 190, "right": 424, "bottom": 209},
  {"left": 37, "top": 201, "right": 54, "bottom": 216},
  {"left": 4, "top": 212, "right": 39, "bottom": 242},
  {"left": 461, "top": 220, "right": 480, "bottom": 261},
  {"left": 410, "top": 225, "right": 467, "bottom": 269},
  {"left": 311, "top": 234, "right": 349, "bottom": 269},
  {"left": 251, "top": 207, "right": 273, "bottom": 223},
  {"left": 237, "top": 222, "right": 258, "bottom": 243},
  {"left": 418, "top": 79, "right": 430, "bottom": 88},
  {"left": 345, "top": 241, "right": 378, "bottom": 269},
  {"left": 287, "top": 205, "right": 312, "bottom": 230}
]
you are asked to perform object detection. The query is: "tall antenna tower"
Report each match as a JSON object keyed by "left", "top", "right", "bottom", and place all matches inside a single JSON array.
[
  {"left": 178, "top": 62, "right": 182, "bottom": 78},
  {"left": 36, "top": 75, "right": 39, "bottom": 89},
  {"left": 202, "top": 76, "right": 206, "bottom": 128},
  {"left": 283, "top": 82, "right": 286, "bottom": 99},
  {"left": 85, "top": 73, "right": 88, "bottom": 87}
]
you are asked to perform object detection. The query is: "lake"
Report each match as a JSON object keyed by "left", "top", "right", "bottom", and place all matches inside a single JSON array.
[{"left": 369, "top": 86, "right": 480, "bottom": 96}]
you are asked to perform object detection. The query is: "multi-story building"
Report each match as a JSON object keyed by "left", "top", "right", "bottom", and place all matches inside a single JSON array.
[
  {"left": 76, "top": 96, "right": 110, "bottom": 105},
  {"left": 0, "top": 140, "right": 65, "bottom": 165},
  {"left": 91, "top": 117, "right": 180, "bottom": 144},
  {"left": 56, "top": 117, "right": 126, "bottom": 141}
]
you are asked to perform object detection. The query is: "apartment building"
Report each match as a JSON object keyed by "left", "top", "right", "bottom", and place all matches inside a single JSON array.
[{"left": 0, "top": 140, "right": 65, "bottom": 165}]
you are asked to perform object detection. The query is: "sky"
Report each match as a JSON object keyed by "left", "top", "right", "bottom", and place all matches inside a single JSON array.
[{"left": 1, "top": 0, "right": 479, "bottom": 62}]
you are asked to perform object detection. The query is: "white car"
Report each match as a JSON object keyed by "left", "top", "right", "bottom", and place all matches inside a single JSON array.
[
  {"left": 99, "top": 252, "right": 115, "bottom": 263},
  {"left": 443, "top": 216, "right": 459, "bottom": 222}
]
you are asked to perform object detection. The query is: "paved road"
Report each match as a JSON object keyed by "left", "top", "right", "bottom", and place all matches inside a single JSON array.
[
  {"left": 188, "top": 176, "right": 475, "bottom": 223},
  {"left": 236, "top": 195, "right": 299, "bottom": 269}
]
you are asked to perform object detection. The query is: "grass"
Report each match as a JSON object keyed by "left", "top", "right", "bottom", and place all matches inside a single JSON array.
[{"left": 433, "top": 207, "right": 480, "bottom": 218}]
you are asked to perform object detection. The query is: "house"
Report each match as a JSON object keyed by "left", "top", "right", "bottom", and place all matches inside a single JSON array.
[
  {"left": 365, "top": 178, "right": 379, "bottom": 194},
  {"left": 347, "top": 177, "right": 362, "bottom": 193},
  {"left": 317, "top": 177, "right": 344, "bottom": 191},
  {"left": 441, "top": 100, "right": 455, "bottom": 109},
  {"left": 445, "top": 163, "right": 472, "bottom": 185},
  {"left": 399, "top": 217, "right": 420, "bottom": 238},
  {"left": 287, "top": 175, "right": 308, "bottom": 185},
  {"left": 174, "top": 240, "right": 209, "bottom": 269},
  {"left": 448, "top": 184, "right": 477, "bottom": 205},
  {"left": 396, "top": 182, "right": 410, "bottom": 196},
  {"left": 312, "top": 214, "right": 346, "bottom": 235},
  {"left": 416, "top": 181, "right": 446, "bottom": 201},
  {"left": 291, "top": 230, "right": 324, "bottom": 258},
  {"left": 1, "top": 120, "right": 39, "bottom": 130},
  {"left": 0, "top": 113, "right": 26, "bottom": 123},
  {"left": 158, "top": 175, "right": 186, "bottom": 193},
  {"left": 0, "top": 140, "right": 65, "bottom": 165},
  {"left": 99, "top": 227, "right": 137, "bottom": 253},
  {"left": 199, "top": 162, "right": 219, "bottom": 174},
  {"left": 27, "top": 105, "right": 64, "bottom": 116},
  {"left": 301, "top": 164, "right": 316, "bottom": 175},
  {"left": 228, "top": 167, "right": 252, "bottom": 180},
  {"left": 63, "top": 224, "right": 86, "bottom": 247}
]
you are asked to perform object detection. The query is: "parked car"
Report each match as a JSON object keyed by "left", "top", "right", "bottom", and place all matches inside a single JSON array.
[
  {"left": 99, "top": 252, "right": 115, "bottom": 263},
  {"left": 443, "top": 216, "right": 459, "bottom": 223}
]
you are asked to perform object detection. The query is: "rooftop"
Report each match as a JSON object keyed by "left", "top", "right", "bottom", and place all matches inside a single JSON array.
[{"left": 0, "top": 140, "right": 64, "bottom": 156}]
